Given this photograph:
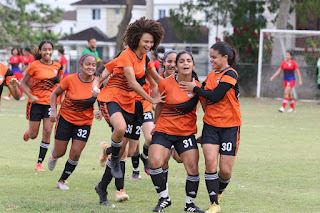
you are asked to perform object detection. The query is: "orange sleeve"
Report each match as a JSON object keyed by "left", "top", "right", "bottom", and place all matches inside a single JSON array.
[
  {"left": 147, "top": 61, "right": 155, "bottom": 70},
  {"left": 220, "top": 75, "right": 237, "bottom": 86},
  {"left": 104, "top": 59, "right": 116, "bottom": 73},
  {"left": 26, "top": 62, "right": 36, "bottom": 76},
  {"left": 117, "top": 51, "right": 133, "bottom": 68},
  {"left": 59, "top": 75, "right": 70, "bottom": 90}
]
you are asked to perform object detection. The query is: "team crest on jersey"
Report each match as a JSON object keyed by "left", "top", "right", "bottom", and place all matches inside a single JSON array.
[
  {"left": 188, "top": 92, "right": 194, "bottom": 98},
  {"left": 0, "top": 75, "right": 3, "bottom": 84},
  {"left": 54, "top": 69, "right": 58, "bottom": 74}
]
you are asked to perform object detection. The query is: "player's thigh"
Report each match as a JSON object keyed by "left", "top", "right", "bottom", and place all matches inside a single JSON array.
[
  {"left": 142, "top": 121, "right": 153, "bottom": 145},
  {"left": 149, "top": 144, "right": 171, "bottom": 168},
  {"left": 109, "top": 111, "right": 127, "bottom": 135},
  {"left": 202, "top": 144, "right": 220, "bottom": 173},
  {"left": 53, "top": 139, "right": 69, "bottom": 157}
]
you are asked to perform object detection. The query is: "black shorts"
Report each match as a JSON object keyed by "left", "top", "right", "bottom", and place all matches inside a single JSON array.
[
  {"left": 26, "top": 103, "right": 51, "bottom": 121},
  {"left": 151, "top": 131, "right": 198, "bottom": 155},
  {"left": 143, "top": 111, "right": 154, "bottom": 123},
  {"left": 55, "top": 115, "right": 91, "bottom": 142},
  {"left": 99, "top": 101, "right": 143, "bottom": 140},
  {"left": 201, "top": 122, "right": 240, "bottom": 156}
]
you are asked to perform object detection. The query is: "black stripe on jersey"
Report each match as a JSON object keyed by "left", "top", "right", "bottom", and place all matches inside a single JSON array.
[
  {"left": 61, "top": 96, "right": 97, "bottom": 112},
  {"left": 224, "top": 70, "right": 238, "bottom": 79},
  {"left": 161, "top": 94, "right": 199, "bottom": 117},
  {"left": 5, "top": 68, "right": 13, "bottom": 77},
  {"left": 30, "top": 73, "right": 60, "bottom": 91},
  {"left": 106, "top": 73, "right": 133, "bottom": 92},
  {"left": 224, "top": 70, "right": 239, "bottom": 101}
]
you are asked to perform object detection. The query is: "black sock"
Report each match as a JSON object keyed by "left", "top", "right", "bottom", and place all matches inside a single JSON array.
[
  {"left": 38, "top": 142, "right": 49, "bottom": 163},
  {"left": 142, "top": 144, "right": 149, "bottom": 157},
  {"left": 186, "top": 174, "right": 200, "bottom": 204},
  {"left": 205, "top": 172, "right": 219, "bottom": 204},
  {"left": 59, "top": 158, "right": 78, "bottom": 181},
  {"left": 99, "top": 159, "right": 113, "bottom": 191},
  {"left": 219, "top": 175, "right": 231, "bottom": 194},
  {"left": 131, "top": 152, "right": 140, "bottom": 171},
  {"left": 115, "top": 159, "right": 126, "bottom": 191},
  {"left": 163, "top": 167, "right": 168, "bottom": 184},
  {"left": 150, "top": 167, "right": 168, "bottom": 198},
  {"left": 110, "top": 139, "right": 123, "bottom": 157}
]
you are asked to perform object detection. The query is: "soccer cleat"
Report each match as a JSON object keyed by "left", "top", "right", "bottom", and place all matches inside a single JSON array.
[
  {"left": 57, "top": 180, "right": 69, "bottom": 190},
  {"left": 47, "top": 153, "right": 58, "bottom": 171},
  {"left": 4, "top": 96, "right": 10, "bottom": 101},
  {"left": 185, "top": 203, "right": 205, "bottom": 213},
  {"left": 287, "top": 108, "right": 295, "bottom": 112},
  {"left": 23, "top": 128, "right": 30, "bottom": 141},
  {"left": 153, "top": 197, "right": 171, "bottom": 212},
  {"left": 95, "top": 184, "right": 109, "bottom": 206},
  {"left": 19, "top": 97, "right": 25, "bottom": 101},
  {"left": 99, "top": 142, "right": 109, "bottom": 167},
  {"left": 130, "top": 171, "right": 141, "bottom": 180},
  {"left": 115, "top": 189, "right": 129, "bottom": 202},
  {"left": 278, "top": 106, "right": 285, "bottom": 113},
  {"left": 140, "top": 154, "right": 150, "bottom": 175},
  {"left": 110, "top": 155, "right": 123, "bottom": 178},
  {"left": 35, "top": 162, "right": 45, "bottom": 171},
  {"left": 218, "top": 194, "right": 222, "bottom": 203},
  {"left": 205, "top": 202, "right": 221, "bottom": 213}
]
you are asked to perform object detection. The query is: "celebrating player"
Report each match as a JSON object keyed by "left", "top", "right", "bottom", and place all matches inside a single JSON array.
[
  {"left": 20, "top": 40, "right": 63, "bottom": 171},
  {"left": 92, "top": 17, "right": 165, "bottom": 206},
  {"left": 0, "top": 63, "right": 20, "bottom": 104},
  {"left": 270, "top": 51, "right": 302, "bottom": 112},
  {"left": 48, "top": 54, "right": 100, "bottom": 190},
  {"left": 180, "top": 42, "right": 241, "bottom": 213},
  {"left": 149, "top": 51, "right": 205, "bottom": 213}
]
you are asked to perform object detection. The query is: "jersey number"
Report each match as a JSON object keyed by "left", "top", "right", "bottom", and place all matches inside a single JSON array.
[
  {"left": 77, "top": 129, "right": 87, "bottom": 138},
  {"left": 183, "top": 138, "right": 193, "bottom": 148},
  {"left": 144, "top": 112, "right": 152, "bottom": 120},
  {"left": 221, "top": 142, "right": 232, "bottom": 152}
]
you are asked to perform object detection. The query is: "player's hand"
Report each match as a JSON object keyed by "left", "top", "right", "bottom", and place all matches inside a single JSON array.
[
  {"left": 196, "top": 136, "right": 202, "bottom": 144},
  {"left": 30, "top": 95, "right": 38, "bottom": 103},
  {"left": 151, "top": 128, "right": 155, "bottom": 135},
  {"left": 9, "top": 78, "right": 19, "bottom": 87},
  {"left": 179, "top": 78, "right": 197, "bottom": 92},
  {"left": 94, "top": 110, "right": 103, "bottom": 120},
  {"left": 49, "top": 111, "right": 57, "bottom": 122},
  {"left": 299, "top": 81, "right": 302, "bottom": 87},
  {"left": 151, "top": 90, "right": 166, "bottom": 104},
  {"left": 92, "top": 86, "right": 100, "bottom": 97}
]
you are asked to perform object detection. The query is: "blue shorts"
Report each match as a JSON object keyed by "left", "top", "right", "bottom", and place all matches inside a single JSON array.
[
  {"left": 151, "top": 131, "right": 198, "bottom": 155},
  {"left": 55, "top": 115, "right": 91, "bottom": 142},
  {"left": 201, "top": 122, "right": 240, "bottom": 156}
]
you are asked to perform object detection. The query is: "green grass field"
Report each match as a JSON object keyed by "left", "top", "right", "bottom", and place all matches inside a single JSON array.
[{"left": 1, "top": 88, "right": 319, "bottom": 213}]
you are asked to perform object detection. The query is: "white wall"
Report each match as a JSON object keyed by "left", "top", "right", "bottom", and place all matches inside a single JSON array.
[
  {"left": 76, "top": 7, "right": 107, "bottom": 33},
  {"left": 51, "top": 20, "right": 77, "bottom": 35}
]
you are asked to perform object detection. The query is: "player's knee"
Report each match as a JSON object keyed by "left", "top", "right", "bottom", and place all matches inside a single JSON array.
[
  {"left": 70, "top": 151, "right": 81, "bottom": 161},
  {"left": 185, "top": 164, "right": 199, "bottom": 175},
  {"left": 29, "top": 132, "right": 38, "bottom": 139},
  {"left": 219, "top": 168, "right": 232, "bottom": 179},
  {"left": 113, "top": 124, "right": 126, "bottom": 136},
  {"left": 149, "top": 156, "right": 163, "bottom": 169}
]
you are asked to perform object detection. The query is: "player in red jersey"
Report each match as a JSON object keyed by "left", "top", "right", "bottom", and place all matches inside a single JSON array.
[
  {"left": 270, "top": 51, "right": 302, "bottom": 112},
  {"left": 48, "top": 54, "right": 101, "bottom": 190},
  {"left": 20, "top": 40, "right": 63, "bottom": 171},
  {"left": 149, "top": 51, "right": 205, "bottom": 213},
  {"left": 180, "top": 42, "right": 241, "bottom": 213}
]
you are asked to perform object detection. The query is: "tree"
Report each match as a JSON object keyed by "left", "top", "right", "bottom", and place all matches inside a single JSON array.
[
  {"left": 0, "top": 0, "right": 63, "bottom": 45},
  {"left": 114, "top": 0, "right": 134, "bottom": 55}
]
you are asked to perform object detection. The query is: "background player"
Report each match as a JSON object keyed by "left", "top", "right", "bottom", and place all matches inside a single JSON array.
[
  {"left": 20, "top": 40, "right": 63, "bottom": 171},
  {"left": 270, "top": 51, "right": 302, "bottom": 112}
]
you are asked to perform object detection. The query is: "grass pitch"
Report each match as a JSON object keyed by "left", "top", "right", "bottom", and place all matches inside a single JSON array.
[{"left": 0, "top": 90, "right": 319, "bottom": 212}]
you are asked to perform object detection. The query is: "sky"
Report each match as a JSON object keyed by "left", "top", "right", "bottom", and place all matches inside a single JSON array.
[{"left": 38, "top": 0, "right": 79, "bottom": 11}]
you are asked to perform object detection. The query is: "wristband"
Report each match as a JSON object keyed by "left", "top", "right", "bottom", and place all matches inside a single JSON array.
[{"left": 153, "top": 123, "right": 156, "bottom": 128}]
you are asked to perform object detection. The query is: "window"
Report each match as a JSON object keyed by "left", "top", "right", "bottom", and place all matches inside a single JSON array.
[
  {"left": 185, "top": 46, "right": 199, "bottom": 55},
  {"left": 157, "top": 46, "right": 165, "bottom": 53},
  {"left": 92, "top": 9, "right": 101, "bottom": 20},
  {"left": 158, "top": 9, "right": 166, "bottom": 19},
  {"left": 70, "top": 27, "right": 73, "bottom": 34},
  {"left": 114, "top": 8, "right": 120, "bottom": 15}
]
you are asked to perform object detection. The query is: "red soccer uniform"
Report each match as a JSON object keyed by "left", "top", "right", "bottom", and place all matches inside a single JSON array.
[
  {"left": 59, "top": 73, "right": 97, "bottom": 126},
  {"left": 203, "top": 68, "right": 242, "bottom": 128},
  {"left": 26, "top": 60, "right": 63, "bottom": 105},
  {"left": 98, "top": 48, "right": 154, "bottom": 114},
  {"left": 155, "top": 76, "right": 202, "bottom": 136}
]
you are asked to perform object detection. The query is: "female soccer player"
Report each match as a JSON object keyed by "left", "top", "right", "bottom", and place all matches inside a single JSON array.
[
  {"left": 92, "top": 17, "right": 165, "bottom": 206},
  {"left": 149, "top": 51, "right": 205, "bottom": 213},
  {"left": 180, "top": 41, "right": 241, "bottom": 213},
  {"left": 4, "top": 47, "right": 24, "bottom": 100},
  {"left": 270, "top": 51, "right": 302, "bottom": 112},
  {"left": 20, "top": 40, "right": 63, "bottom": 171},
  {"left": 0, "top": 63, "right": 20, "bottom": 103},
  {"left": 48, "top": 54, "right": 100, "bottom": 190},
  {"left": 160, "top": 50, "right": 178, "bottom": 78}
]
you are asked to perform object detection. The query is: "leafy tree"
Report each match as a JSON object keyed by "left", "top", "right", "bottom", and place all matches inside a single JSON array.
[{"left": 0, "top": 0, "right": 63, "bottom": 45}]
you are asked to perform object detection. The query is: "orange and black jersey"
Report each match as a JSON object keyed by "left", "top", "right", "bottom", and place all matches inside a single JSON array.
[
  {"left": 193, "top": 67, "right": 241, "bottom": 127},
  {"left": 136, "top": 79, "right": 152, "bottom": 113},
  {"left": 155, "top": 75, "right": 203, "bottom": 136},
  {"left": 59, "top": 73, "right": 97, "bottom": 126},
  {"left": 0, "top": 63, "right": 14, "bottom": 96},
  {"left": 26, "top": 60, "right": 63, "bottom": 105},
  {"left": 98, "top": 48, "right": 154, "bottom": 114}
]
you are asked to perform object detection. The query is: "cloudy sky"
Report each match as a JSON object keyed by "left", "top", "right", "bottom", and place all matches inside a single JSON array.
[{"left": 38, "top": 0, "right": 79, "bottom": 10}]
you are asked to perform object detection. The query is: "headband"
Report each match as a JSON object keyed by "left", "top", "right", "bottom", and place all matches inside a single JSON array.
[
  {"left": 80, "top": 54, "right": 95, "bottom": 64},
  {"left": 163, "top": 50, "right": 178, "bottom": 61}
]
